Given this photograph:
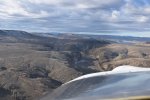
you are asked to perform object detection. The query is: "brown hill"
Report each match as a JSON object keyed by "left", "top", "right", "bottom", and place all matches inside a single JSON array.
[{"left": 0, "top": 30, "right": 150, "bottom": 100}]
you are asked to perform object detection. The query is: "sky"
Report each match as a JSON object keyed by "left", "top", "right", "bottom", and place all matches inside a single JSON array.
[{"left": 0, "top": 0, "right": 150, "bottom": 37}]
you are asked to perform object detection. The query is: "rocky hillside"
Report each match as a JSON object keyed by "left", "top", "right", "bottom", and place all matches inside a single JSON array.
[
  {"left": 0, "top": 30, "right": 110, "bottom": 100},
  {"left": 0, "top": 30, "right": 150, "bottom": 100},
  {"left": 90, "top": 43, "right": 150, "bottom": 71}
]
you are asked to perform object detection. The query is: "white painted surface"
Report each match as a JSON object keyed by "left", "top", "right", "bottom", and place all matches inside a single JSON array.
[{"left": 65, "top": 65, "right": 150, "bottom": 84}]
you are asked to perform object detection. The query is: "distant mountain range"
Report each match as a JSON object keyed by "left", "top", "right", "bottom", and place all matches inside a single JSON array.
[
  {"left": 1, "top": 30, "right": 149, "bottom": 43},
  {"left": 34, "top": 32, "right": 150, "bottom": 43}
]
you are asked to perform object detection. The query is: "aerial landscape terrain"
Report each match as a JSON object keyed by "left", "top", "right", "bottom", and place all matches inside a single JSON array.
[
  {"left": 0, "top": 30, "right": 150, "bottom": 100},
  {"left": 0, "top": 0, "right": 150, "bottom": 100}
]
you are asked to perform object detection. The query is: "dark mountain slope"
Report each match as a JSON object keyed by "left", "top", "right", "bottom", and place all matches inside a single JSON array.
[{"left": 0, "top": 30, "right": 110, "bottom": 100}]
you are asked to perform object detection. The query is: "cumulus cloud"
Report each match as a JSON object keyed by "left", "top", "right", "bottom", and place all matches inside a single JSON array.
[
  {"left": 0, "top": 0, "right": 49, "bottom": 19},
  {"left": 0, "top": 0, "right": 150, "bottom": 36}
]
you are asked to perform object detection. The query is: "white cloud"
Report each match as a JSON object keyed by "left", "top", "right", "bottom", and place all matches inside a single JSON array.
[
  {"left": 0, "top": 0, "right": 122, "bottom": 20},
  {"left": 27, "top": 0, "right": 62, "bottom": 5},
  {"left": 0, "top": 0, "right": 150, "bottom": 34},
  {"left": 110, "top": 10, "right": 120, "bottom": 21},
  {"left": 117, "top": 0, "right": 150, "bottom": 23},
  {"left": 144, "top": 7, "right": 150, "bottom": 13},
  {"left": 135, "top": 16, "right": 149, "bottom": 23},
  {"left": 76, "top": 4, "right": 89, "bottom": 9},
  {"left": 27, "top": 0, "right": 121, "bottom": 9},
  {"left": 0, "top": 0, "right": 27, "bottom": 17},
  {"left": 0, "top": 0, "right": 49, "bottom": 19}
]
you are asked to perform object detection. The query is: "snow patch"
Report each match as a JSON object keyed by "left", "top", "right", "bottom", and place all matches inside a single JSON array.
[{"left": 65, "top": 65, "right": 150, "bottom": 85}]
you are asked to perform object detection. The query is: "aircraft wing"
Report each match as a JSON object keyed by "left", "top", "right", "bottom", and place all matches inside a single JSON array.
[{"left": 41, "top": 65, "right": 150, "bottom": 100}]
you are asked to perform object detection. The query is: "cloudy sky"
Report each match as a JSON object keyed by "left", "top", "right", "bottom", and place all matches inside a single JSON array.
[{"left": 0, "top": 0, "right": 150, "bottom": 36}]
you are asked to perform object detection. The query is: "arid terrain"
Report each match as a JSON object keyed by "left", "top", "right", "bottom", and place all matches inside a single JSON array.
[{"left": 0, "top": 30, "right": 150, "bottom": 100}]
